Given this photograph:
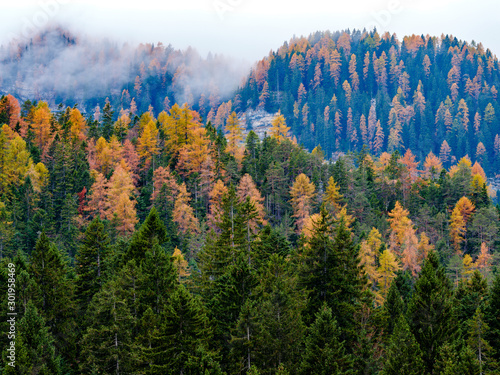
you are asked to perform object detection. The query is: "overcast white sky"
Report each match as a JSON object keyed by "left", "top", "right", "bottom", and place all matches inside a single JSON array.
[{"left": 1, "top": 0, "right": 499, "bottom": 62}]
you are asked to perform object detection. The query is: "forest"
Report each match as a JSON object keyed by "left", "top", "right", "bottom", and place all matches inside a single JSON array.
[{"left": 0, "top": 27, "right": 499, "bottom": 375}]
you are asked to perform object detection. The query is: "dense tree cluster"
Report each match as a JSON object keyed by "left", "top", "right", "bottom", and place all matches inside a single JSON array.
[
  {"left": 0, "top": 88, "right": 499, "bottom": 374},
  {"left": 235, "top": 30, "right": 500, "bottom": 176}
]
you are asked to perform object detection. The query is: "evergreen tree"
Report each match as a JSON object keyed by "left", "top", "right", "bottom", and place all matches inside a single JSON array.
[
  {"left": 75, "top": 216, "right": 110, "bottom": 312},
  {"left": 80, "top": 262, "right": 139, "bottom": 374},
  {"left": 5, "top": 301, "right": 62, "bottom": 375},
  {"left": 29, "top": 232, "right": 76, "bottom": 362},
  {"left": 406, "top": 251, "right": 457, "bottom": 374},
  {"left": 300, "top": 303, "right": 354, "bottom": 375},
  {"left": 381, "top": 315, "right": 425, "bottom": 375},
  {"left": 145, "top": 285, "right": 213, "bottom": 373}
]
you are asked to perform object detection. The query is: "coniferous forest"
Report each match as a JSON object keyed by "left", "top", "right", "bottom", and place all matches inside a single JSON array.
[{"left": 0, "top": 27, "right": 499, "bottom": 374}]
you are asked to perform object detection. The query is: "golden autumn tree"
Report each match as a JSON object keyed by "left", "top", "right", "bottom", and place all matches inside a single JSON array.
[
  {"left": 30, "top": 102, "right": 53, "bottom": 159},
  {"left": 0, "top": 125, "right": 32, "bottom": 196},
  {"left": 151, "top": 166, "right": 179, "bottom": 203},
  {"left": 160, "top": 104, "right": 199, "bottom": 157},
  {"left": 423, "top": 151, "right": 443, "bottom": 179},
  {"left": 401, "top": 226, "right": 420, "bottom": 276},
  {"left": 450, "top": 206, "right": 466, "bottom": 253},
  {"left": 172, "top": 247, "right": 190, "bottom": 281},
  {"left": 173, "top": 182, "right": 199, "bottom": 235},
  {"left": 237, "top": 174, "right": 267, "bottom": 231},
  {"left": 455, "top": 196, "right": 475, "bottom": 224},
  {"left": 137, "top": 119, "right": 159, "bottom": 170},
  {"left": 177, "top": 127, "right": 210, "bottom": 177},
  {"left": 377, "top": 249, "right": 401, "bottom": 303},
  {"left": 207, "top": 179, "right": 228, "bottom": 232},
  {"left": 113, "top": 192, "right": 138, "bottom": 236},
  {"left": 387, "top": 201, "right": 412, "bottom": 250},
  {"left": 359, "top": 228, "right": 383, "bottom": 293},
  {"left": 106, "top": 160, "right": 137, "bottom": 231},
  {"left": 225, "top": 111, "right": 244, "bottom": 160},
  {"left": 290, "top": 173, "right": 316, "bottom": 233},
  {"left": 86, "top": 171, "right": 108, "bottom": 218},
  {"left": 270, "top": 111, "right": 290, "bottom": 142},
  {"left": 324, "top": 176, "right": 343, "bottom": 214},
  {"left": 69, "top": 108, "right": 87, "bottom": 141}
]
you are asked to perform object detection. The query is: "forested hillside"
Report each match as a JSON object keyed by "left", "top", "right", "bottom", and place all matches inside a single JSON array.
[
  {"left": 234, "top": 30, "right": 500, "bottom": 176},
  {"left": 0, "top": 86, "right": 499, "bottom": 373},
  {"left": 1, "top": 27, "right": 500, "bottom": 374}
]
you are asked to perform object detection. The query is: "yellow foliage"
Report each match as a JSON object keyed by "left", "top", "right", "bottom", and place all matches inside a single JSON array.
[{"left": 172, "top": 247, "right": 191, "bottom": 280}]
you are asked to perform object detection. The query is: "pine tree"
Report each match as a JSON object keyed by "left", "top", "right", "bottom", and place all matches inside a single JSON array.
[
  {"left": 75, "top": 216, "right": 109, "bottom": 311},
  {"left": 10, "top": 301, "right": 62, "bottom": 375},
  {"left": 29, "top": 232, "right": 76, "bottom": 358},
  {"left": 300, "top": 303, "right": 354, "bottom": 375},
  {"left": 485, "top": 271, "right": 500, "bottom": 365},
  {"left": 80, "top": 263, "right": 138, "bottom": 374},
  {"left": 406, "top": 251, "right": 457, "bottom": 374},
  {"left": 145, "top": 285, "right": 212, "bottom": 373},
  {"left": 382, "top": 315, "right": 425, "bottom": 375}
]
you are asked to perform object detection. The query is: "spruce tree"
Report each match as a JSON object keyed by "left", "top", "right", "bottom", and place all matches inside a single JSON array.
[
  {"left": 124, "top": 207, "right": 167, "bottom": 264},
  {"left": 485, "top": 271, "right": 500, "bottom": 365},
  {"left": 300, "top": 303, "right": 354, "bottom": 375},
  {"left": 6, "top": 301, "right": 62, "bottom": 375},
  {"left": 75, "top": 216, "right": 110, "bottom": 312},
  {"left": 406, "top": 251, "right": 457, "bottom": 374},
  {"left": 382, "top": 315, "right": 425, "bottom": 375},
  {"left": 145, "top": 285, "right": 213, "bottom": 374},
  {"left": 29, "top": 232, "right": 76, "bottom": 362}
]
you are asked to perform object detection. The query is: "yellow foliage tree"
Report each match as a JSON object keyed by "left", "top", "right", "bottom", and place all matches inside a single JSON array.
[
  {"left": 270, "top": 111, "right": 290, "bottom": 142},
  {"left": 377, "top": 249, "right": 401, "bottom": 304},
  {"left": 172, "top": 247, "right": 190, "bottom": 281},
  {"left": 324, "top": 176, "right": 343, "bottom": 214},
  {"left": 173, "top": 183, "right": 199, "bottom": 235},
  {"left": 225, "top": 111, "right": 244, "bottom": 159},
  {"left": 387, "top": 201, "right": 412, "bottom": 249},
  {"left": 290, "top": 173, "right": 316, "bottom": 233},
  {"left": 237, "top": 173, "right": 267, "bottom": 231},
  {"left": 137, "top": 119, "right": 159, "bottom": 170},
  {"left": 69, "top": 108, "right": 87, "bottom": 141},
  {"left": 450, "top": 206, "right": 466, "bottom": 253}
]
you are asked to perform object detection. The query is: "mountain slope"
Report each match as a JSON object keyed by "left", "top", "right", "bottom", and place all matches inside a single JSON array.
[{"left": 233, "top": 30, "right": 500, "bottom": 175}]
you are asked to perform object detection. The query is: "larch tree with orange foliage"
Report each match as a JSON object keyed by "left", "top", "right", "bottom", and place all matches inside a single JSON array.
[
  {"left": 400, "top": 149, "right": 419, "bottom": 203},
  {"left": 207, "top": 179, "right": 228, "bottom": 232},
  {"left": 387, "top": 201, "right": 412, "bottom": 250},
  {"left": 86, "top": 171, "right": 108, "bottom": 219},
  {"left": 290, "top": 173, "right": 316, "bottom": 233},
  {"left": 173, "top": 182, "right": 199, "bottom": 236},
  {"left": 401, "top": 226, "right": 420, "bottom": 276},
  {"left": 177, "top": 126, "right": 210, "bottom": 178},
  {"left": 112, "top": 192, "right": 138, "bottom": 236},
  {"left": 423, "top": 151, "right": 443, "bottom": 179},
  {"left": 237, "top": 174, "right": 267, "bottom": 232},
  {"left": 30, "top": 102, "right": 53, "bottom": 160},
  {"left": 102, "top": 160, "right": 137, "bottom": 235}
]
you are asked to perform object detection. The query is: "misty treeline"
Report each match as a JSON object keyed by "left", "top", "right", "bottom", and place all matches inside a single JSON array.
[
  {"left": 0, "top": 85, "right": 499, "bottom": 374},
  {"left": 0, "top": 26, "right": 247, "bottom": 115}
]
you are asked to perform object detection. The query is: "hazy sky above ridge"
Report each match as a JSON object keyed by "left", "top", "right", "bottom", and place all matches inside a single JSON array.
[{"left": 1, "top": 0, "right": 499, "bottom": 62}]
